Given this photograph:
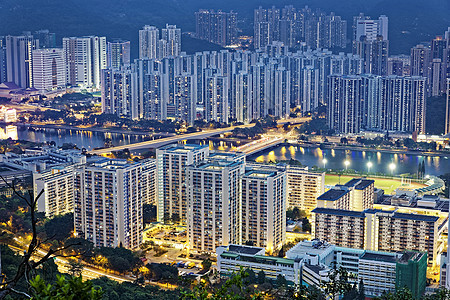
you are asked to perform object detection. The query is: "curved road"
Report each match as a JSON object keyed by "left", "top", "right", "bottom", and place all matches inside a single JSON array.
[
  {"left": 88, "top": 124, "right": 255, "bottom": 155},
  {"left": 88, "top": 117, "right": 311, "bottom": 155}
]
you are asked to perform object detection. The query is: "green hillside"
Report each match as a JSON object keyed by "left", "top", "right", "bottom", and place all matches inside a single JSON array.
[{"left": 0, "top": 0, "right": 448, "bottom": 56}]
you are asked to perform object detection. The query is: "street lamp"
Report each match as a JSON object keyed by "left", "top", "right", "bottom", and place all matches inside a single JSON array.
[
  {"left": 367, "top": 161, "right": 373, "bottom": 174},
  {"left": 344, "top": 160, "right": 350, "bottom": 170},
  {"left": 322, "top": 158, "right": 328, "bottom": 169},
  {"left": 389, "top": 163, "right": 396, "bottom": 175}
]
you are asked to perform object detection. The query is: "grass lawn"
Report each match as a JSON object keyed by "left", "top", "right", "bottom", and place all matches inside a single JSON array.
[{"left": 325, "top": 174, "right": 426, "bottom": 195}]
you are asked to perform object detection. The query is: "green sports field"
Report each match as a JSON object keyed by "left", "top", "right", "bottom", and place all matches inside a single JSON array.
[{"left": 324, "top": 174, "right": 426, "bottom": 195}]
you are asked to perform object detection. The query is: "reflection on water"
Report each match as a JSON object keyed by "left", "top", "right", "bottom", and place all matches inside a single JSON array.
[
  {"left": 254, "top": 145, "right": 449, "bottom": 176},
  {"left": 12, "top": 126, "right": 149, "bottom": 150}
]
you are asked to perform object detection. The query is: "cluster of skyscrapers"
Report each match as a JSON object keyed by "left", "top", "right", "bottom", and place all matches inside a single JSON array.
[
  {"left": 195, "top": 10, "right": 238, "bottom": 47},
  {"left": 138, "top": 24, "right": 181, "bottom": 59},
  {"left": 102, "top": 43, "right": 428, "bottom": 135},
  {"left": 156, "top": 144, "right": 323, "bottom": 253},
  {"left": 253, "top": 6, "right": 347, "bottom": 50},
  {"left": 0, "top": 31, "right": 129, "bottom": 93},
  {"left": 1, "top": 10, "right": 449, "bottom": 136},
  {"left": 29, "top": 143, "right": 326, "bottom": 254}
]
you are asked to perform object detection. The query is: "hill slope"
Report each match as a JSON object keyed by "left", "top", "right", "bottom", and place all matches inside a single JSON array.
[{"left": 0, "top": 0, "right": 448, "bottom": 56}]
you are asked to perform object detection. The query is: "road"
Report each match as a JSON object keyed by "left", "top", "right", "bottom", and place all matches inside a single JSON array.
[
  {"left": 8, "top": 243, "right": 132, "bottom": 283},
  {"left": 88, "top": 117, "right": 311, "bottom": 155},
  {"left": 88, "top": 124, "right": 255, "bottom": 155}
]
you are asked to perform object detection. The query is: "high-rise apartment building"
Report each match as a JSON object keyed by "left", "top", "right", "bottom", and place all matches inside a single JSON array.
[
  {"left": 387, "top": 55, "right": 411, "bottom": 76},
  {"left": 107, "top": 40, "right": 130, "bottom": 70},
  {"left": 34, "top": 165, "right": 77, "bottom": 218},
  {"left": 355, "top": 15, "right": 388, "bottom": 42},
  {"left": 156, "top": 144, "right": 210, "bottom": 224},
  {"left": 410, "top": 44, "right": 431, "bottom": 78},
  {"left": 354, "top": 35, "right": 389, "bottom": 75},
  {"left": 312, "top": 208, "right": 439, "bottom": 266},
  {"left": 328, "top": 74, "right": 426, "bottom": 134},
  {"left": 195, "top": 10, "right": 238, "bottom": 46},
  {"left": 34, "top": 30, "right": 56, "bottom": 48},
  {"left": 446, "top": 79, "right": 450, "bottom": 135},
  {"left": 62, "top": 36, "right": 106, "bottom": 89},
  {"left": 187, "top": 153, "right": 245, "bottom": 253},
  {"left": 6, "top": 34, "right": 40, "bottom": 88},
  {"left": 142, "top": 159, "right": 157, "bottom": 205},
  {"left": 315, "top": 179, "right": 376, "bottom": 212},
  {"left": 101, "top": 67, "right": 137, "bottom": 119},
  {"left": 139, "top": 26, "right": 159, "bottom": 59},
  {"left": 32, "top": 48, "right": 66, "bottom": 92},
  {"left": 205, "top": 74, "right": 229, "bottom": 123},
  {"left": 161, "top": 25, "right": 181, "bottom": 57},
  {"left": 74, "top": 158, "right": 155, "bottom": 249},
  {"left": 0, "top": 37, "right": 6, "bottom": 84},
  {"left": 327, "top": 75, "right": 362, "bottom": 134},
  {"left": 286, "top": 166, "right": 325, "bottom": 212},
  {"left": 254, "top": 6, "right": 346, "bottom": 50},
  {"left": 241, "top": 165, "right": 286, "bottom": 252},
  {"left": 380, "top": 76, "right": 426, "bottom": 133}
]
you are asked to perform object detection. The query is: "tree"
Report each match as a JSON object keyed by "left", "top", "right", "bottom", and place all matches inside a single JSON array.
[
  {"left": 375, "top": 288, "right": 413, "bottom": 300},
  {"left": 301, "top": 218, "right": 311, "bottom": 232},
  {"left": 244, "top": 268, "right": 256, "bottom": 284},
  {"left": 202, "top": 259, "right": 212, "bottom": 272},
  {"left": 42, "top": 213, "right": 74, "bottom": 242},
  {"left": 257, "top": 270, "right": 266, "bottom": 284},
  {"left": 422, "top": 288, "right": 450, "bottom": 300},
  {"left": 67, "top": 259, "right": 84, "bottom": 277},
  {"left": 276, "top": 275, "right": 287, "bottom": 287},
  {"left": 180, "top": 268, "right": 261, "bottom": 300},
  {"left": 0, "top": 177, "right": 80, "bottom": 299},
  {"left": 322, "top": 266, "right": 356, "bottom": 299},
  {"left": 358, "top": 279, "right": 365, "bottom": 300},
  {"left": 29, "top": 274, "right": 103, "bottom": 300}
]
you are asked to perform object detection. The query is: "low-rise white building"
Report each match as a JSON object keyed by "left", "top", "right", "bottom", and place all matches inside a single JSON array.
[{"left": 217, "top": 244, "right": 301, "bottom": 285}]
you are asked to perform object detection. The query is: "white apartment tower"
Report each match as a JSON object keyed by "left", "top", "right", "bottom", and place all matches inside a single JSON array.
[
  {"left": 187, "top": 153, "right": 245, "bottom": 253},
  {"left": 62, "top": 36, "right": 106, "bottom": 89},
  {"left": 139, "top": 26, "right": 159, "bottom": 59},
  {"left": 74, "top": 159, "right": 155, "bottom": 249},
  {"left": 446, "top": 79, "right": 450, "bottom": 135},
  {"left": 32, "top": 48, "right": 66, "bottom": 92},
  {"left": 156, "top": 144, "right": 210, "bottom": 224},
  {"left": 6, "top": 34, "right": 39, "bottom": 88},
  {"left": 355, "top": 15, "right": 388, "bottom": 42},
  {"left": 101, "top": 68, "right": 137, "bottom": 119},
  {"left": 286, "top": 166, "right": 325, "bottom": 212},
  {"left": 34, "top": 166, "right": 76, "bottom": 218},
  {"left": 107, "top": 40, "right": 131, "bottom": 70},
  {"left": 161, "top": 25, "right": 182, "bottom": 57},
  {"left": 241, "top": 165, "right": 287, "bottom": 252}
]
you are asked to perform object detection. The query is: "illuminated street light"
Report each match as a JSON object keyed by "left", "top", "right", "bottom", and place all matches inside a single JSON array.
[
  {"left": 344, "top": 160, "right": 350, "bottom": 170},
  {"left": 389, "top": 163, "right": 396, "bottom": 175},
  {"left": 323, "top": 158, "right": 328, "bottom": 169},
  {"left": 367, "top": 161, "right": 373, "bottom": 173}
]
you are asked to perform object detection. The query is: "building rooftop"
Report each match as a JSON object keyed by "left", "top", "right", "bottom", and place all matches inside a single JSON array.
[
  {"left": 360, "top": 251, "right": 398, "bottom": 263},
  {"left": 312, "top": 207, "right": 366, "bottom": 218},
  {"left": 344, "top": 178, "right": 374, "bottom": 190},
  {"left": 243, "top": 169, "right": 278, "bottom": 179},
  {"left": 227, "top": 245, "right": 264, "bottom": 256},
  {"left": 317, "top": 189, "right": 349, "bottom": 201},
  {"left": 398, "top": 251, "right": 426, "bottom": 264},
  {"left": 392, "top": 212, "right": 439, "bottom": 223},
  {"left": 159, "top": 143, "right": 208, "bottom": 153},
  {"left": 286, "top": 240, "right": 334, "bottom": 260}
]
